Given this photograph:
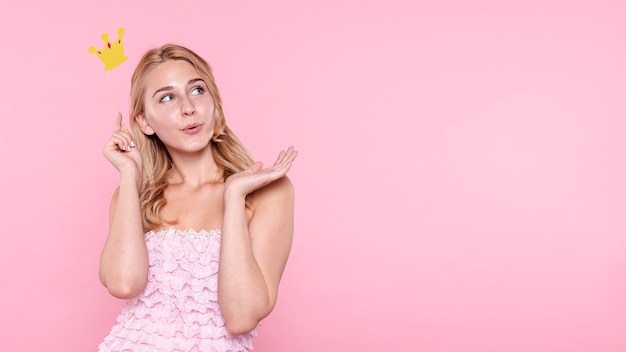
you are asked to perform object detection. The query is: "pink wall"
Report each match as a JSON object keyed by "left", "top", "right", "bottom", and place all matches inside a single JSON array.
[{"left": 1, "top": 1, "right": 625, "bottom": 351}]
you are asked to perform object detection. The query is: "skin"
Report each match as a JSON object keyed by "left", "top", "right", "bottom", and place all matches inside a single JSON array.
[{"left": 100, "top": 60, "right": 297, "bottom": 334}]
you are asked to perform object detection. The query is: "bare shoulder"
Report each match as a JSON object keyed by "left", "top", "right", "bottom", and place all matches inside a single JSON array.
[
  {"left": 250, "top": 176, "right": 294, "bottom": 210},
  {"left": 247, "top": 176, "right": 295, "bottom": 241}
]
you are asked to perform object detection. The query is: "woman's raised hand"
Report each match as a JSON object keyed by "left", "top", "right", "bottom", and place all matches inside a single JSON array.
[
  {"left": 103, "top": 113, "right": 143, "bottom": 180},
  {"left": 224, "top": 146, "right": 298, "bottom": 198}
]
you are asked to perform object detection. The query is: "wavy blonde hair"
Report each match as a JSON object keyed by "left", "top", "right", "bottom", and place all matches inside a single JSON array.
[{"left": 129, "top": 44, "right": 255, "bottom": 232}]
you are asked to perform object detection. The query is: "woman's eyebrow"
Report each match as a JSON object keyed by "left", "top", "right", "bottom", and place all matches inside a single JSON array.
[
  {"left": 152, "top": 79, "right": 205, "bottom": 98},
  {"left": 152, "top": 86, "right": 172, "bottom": 98},
  {"left": 187, "top": 78, "right": 205, "bottom": 86}
]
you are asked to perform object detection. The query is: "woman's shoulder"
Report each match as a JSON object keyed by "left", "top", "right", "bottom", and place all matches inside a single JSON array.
[
  {"left": 250, "top": 176, "right": 294, "bottom": 210},
  {"left": 260, "top": 175, "right": 294, "bottom": 196}
]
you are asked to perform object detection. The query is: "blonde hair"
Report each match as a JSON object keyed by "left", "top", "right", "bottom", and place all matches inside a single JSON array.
[{"left": 129, "top": 44, "right": 255, "bottom": 232}]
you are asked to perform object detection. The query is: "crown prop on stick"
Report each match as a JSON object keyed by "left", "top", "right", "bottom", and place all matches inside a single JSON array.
[{"left": 88, "top": 27, "right": 128, "bottom": 113}]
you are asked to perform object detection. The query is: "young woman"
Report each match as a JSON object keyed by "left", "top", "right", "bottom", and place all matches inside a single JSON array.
[{"left": 98, "top": 44, "right": 297, "bottom": 351}]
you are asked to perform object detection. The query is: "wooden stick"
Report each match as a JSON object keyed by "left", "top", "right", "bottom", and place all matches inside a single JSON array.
[{"left": 106, "top": 70, "right": 120, "bottom": 114}]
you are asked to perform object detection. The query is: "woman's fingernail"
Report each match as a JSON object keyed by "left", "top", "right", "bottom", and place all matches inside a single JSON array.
[{"left": 130, "top": 141, "right": 136, "bottom": 147}]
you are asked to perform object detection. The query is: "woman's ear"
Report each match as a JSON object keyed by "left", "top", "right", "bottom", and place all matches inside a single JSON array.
[{"left": 135, "top": 113, "right": 155, "bottom": 135}]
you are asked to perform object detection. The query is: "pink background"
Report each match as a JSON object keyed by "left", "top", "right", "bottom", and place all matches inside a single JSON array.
[{"left": 1, "top": 1, "right": 625, "bottom": 351}]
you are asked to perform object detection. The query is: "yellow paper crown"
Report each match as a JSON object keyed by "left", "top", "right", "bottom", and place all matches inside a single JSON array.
[{"left": 88, "top": 28, "right": 128, "bottom": 71}]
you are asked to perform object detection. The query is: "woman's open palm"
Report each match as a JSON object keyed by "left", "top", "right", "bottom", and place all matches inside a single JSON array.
[{"left": 225, "top": 146, "right": 297, "bottom": 198}]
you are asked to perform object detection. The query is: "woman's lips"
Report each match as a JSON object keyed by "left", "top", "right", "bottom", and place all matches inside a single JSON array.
[{"left": 182, "top": 123, "right": 202, "bottom": 135}]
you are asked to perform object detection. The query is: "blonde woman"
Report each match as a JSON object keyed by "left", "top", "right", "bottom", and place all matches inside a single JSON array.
[{"left": 98, "top": 44, "right": 296, "bottom": 351}]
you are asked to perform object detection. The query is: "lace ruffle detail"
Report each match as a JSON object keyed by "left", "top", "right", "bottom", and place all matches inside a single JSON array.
[{"left": 99, "top": 229, "right": 256, "bottom": 352}]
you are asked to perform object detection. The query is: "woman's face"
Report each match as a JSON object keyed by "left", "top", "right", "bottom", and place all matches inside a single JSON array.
[{"left": 138, "top": 59, "right": 216, "bottom": 154}]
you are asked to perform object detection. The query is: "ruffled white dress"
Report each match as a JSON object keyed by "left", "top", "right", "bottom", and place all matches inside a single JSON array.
[{"left": 99, "top": 228, "right": 255, "bottom": 352}]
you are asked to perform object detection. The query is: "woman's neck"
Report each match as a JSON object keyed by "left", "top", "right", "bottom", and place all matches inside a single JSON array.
[{"left": 167, "top": 146, "right": 224, "bottom": 187}]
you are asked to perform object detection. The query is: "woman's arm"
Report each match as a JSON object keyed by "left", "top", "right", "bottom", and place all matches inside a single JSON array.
[
  {"left": 99, "top": 114, "right": 149, "bottom": 299},
  {"left": 218, "top": 147, "right": 297, "bottom": 334},
  {"left": 99, "top": 181, "right": 149, "bottom": 299}
]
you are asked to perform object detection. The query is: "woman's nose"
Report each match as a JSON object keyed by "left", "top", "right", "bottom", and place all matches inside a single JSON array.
[{"left": 181, "top": 97, "right": 196, "bottom": 116}]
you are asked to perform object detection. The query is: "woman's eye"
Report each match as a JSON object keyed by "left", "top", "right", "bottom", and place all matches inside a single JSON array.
[
  {"left": 160, "top": 94, "right": 173, "bottom": 102},
  {"left": 191, "top": 87, "right": 204, "bottom": 95}
]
